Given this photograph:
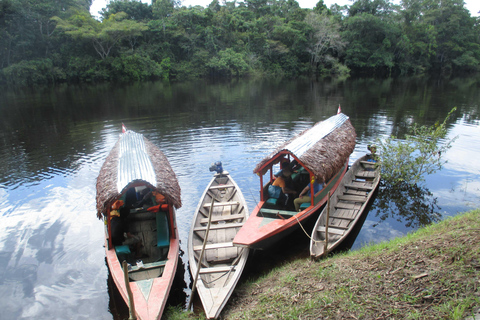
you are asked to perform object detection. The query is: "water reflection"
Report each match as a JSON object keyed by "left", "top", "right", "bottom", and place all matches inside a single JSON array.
[
  {"left": 372, "top": 181, "right": 441, "bottom": 229},
  {"left": 0, "top": 76, "right": 479, "bottom": 319}
]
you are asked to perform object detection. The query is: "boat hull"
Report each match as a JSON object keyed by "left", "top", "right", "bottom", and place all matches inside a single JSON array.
[
  {"left": 310, "top": 155, "right": 381, "bottom": 259},
  {"left": 188, "top": 172, "right": 250, "bottom": 319},
  {"left": 106, "top": 227, "right": 179, "bottom": 320}
]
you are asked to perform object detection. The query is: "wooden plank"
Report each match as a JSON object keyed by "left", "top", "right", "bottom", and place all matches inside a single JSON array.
[
  {"left": 356, "top": 171, "right": 376, "bottom": 179},
  {"left": 209, "top": 184, "right": 235, "bottom": 190},
  {"left": 128, "top": 260, "right": 167, "bottom": 273},
  {"left": 259, "top": 208, "right": 296, "bottom": 217},
  {"left": 330, "top": 211, "right": 356, "bottom": 220},
  {"left": 335, "top": 201, "right": 356, "bottom": 209},
  {"left": 199, "top": 213, "right": 245, "bottom": 224},
  {"left": 326, "top": 222, "right": 349, "bottom": 230},
  {"left": 337, "top": 195, "right": 367, "bottom": 203},
  {"left": 199, "top": 266, "right": 234, "bottom": 274},
  {"left": 317, "top": 226, "right": 344, "bottom": 235},
  {"left": 193, "top": 242, "right": 234, "bottom": 251},
  {"left": 360, "top": 160, "right": 376, "bottom": 165},
  {"left": 344, "top": 189, "right": 367, "bottom": 196},
  {"left": 194, "top": 222, "right": 244, "bottom": 231},
  {"left": 344, "top": 184, "right": 373, "bottom": 191},
  {"left": 203, "top": 201, "right": 239, "bottom": 208}
]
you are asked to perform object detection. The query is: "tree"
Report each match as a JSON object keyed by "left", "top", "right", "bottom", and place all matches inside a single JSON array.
[
  {"left": 53, "top": 11, "right": 147, "bottom": 60},
  {"left": 399, "top": 0, "right": 480, "bottom": 73},
  {"left": 343, "top": 2, "right": 401, "bottom": 74},
  {"left": 207, "top": 48, "right": 248, "bottom": 76},
  {"left": 100, "top": 0, "right": 153, "bottom": 21},
  {"left": 305, "top": 12, "right": 346, "bottom": 74},
  {"left": 376, "top": 108, "right": 457, "bottom": 185}
]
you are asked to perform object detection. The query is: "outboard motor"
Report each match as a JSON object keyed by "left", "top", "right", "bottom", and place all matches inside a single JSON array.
[{"left": 209, "top": 161, "right": 223, "bottom": 174}]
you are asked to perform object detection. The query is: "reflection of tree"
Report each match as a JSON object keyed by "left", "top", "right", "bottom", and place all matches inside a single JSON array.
[{"left": 371, "top": 181, "right": 441, "bottom": 228}]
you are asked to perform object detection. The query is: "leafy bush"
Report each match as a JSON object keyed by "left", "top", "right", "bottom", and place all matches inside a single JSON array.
[
  {"left": 377, "top": 108, "right": 457, "bottom": 185},
  {"left": 1, "top": 59, "right": 56, "bottom": 86},
  {"left": 109, "top": 54, "right": 167, "bottom": 81},
  {"left": 207, "top": 48, "right": 249, "bottom": 77}
]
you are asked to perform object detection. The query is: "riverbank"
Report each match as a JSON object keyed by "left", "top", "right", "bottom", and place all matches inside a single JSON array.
[{"left": 167, "top": 209, "right": 480, "bottom": 319}]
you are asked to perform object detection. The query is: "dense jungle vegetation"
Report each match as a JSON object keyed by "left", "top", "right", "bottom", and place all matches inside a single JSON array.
[{"left": 1, "top": 0, "right": 479, "bottom": 85}]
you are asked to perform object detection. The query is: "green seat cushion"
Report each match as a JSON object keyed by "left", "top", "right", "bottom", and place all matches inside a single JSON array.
[
  {"left": 300, "top": 202, "right": 310, "bottom": 209},
  {"left": 156, "top": 211, "right": 170, "bottom": 248},
  {"left": 266, "top": 198, "right": 279, "bottom": 205}
]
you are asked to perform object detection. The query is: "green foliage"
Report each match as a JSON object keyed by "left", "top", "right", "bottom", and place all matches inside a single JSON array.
[
  {"left": 100, "top": 0, "right": 153, "bottom": 21},
  {"left": 377, "top": 108, "right": 458, "bottom": 185},
  {"left": 1, "top": 59, "right": 57, "bottom": 85},
  {"left": 109, "top": 53, "right": 167, "bottom": 81},
  {"left": 207, "top": 48, "right": 249, "bottom": 76},
  {"left": 1, "top": 0, "right": 480, "bottom": 85}
]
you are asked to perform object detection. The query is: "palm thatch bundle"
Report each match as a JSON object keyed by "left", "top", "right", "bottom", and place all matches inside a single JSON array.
[
  {"left": 96, "top": 134, "right": 181, "bottom": 218},
  {"left": 254, "top": 119, "right": 356, "bottom": 183}
]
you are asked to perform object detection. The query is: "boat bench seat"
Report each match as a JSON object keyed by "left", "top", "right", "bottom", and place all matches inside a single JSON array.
[
  {"left": 260, "top": 208, "right": 296, "bottom": 219},
  {"left": 115, "top": 245, "right": 131, "bottom": 262},
  {"left": 300, "top": 202, "right": 311, "bottom": 210},
  {"left": 266, "top": 197, "right": 279, "bottom": 205},
  {"left": 156, "top": 211, "right": 170, "bottom": 249}
]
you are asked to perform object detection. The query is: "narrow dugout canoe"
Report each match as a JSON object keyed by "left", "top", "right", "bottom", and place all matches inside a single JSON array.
[
  {"left": 188, "top": 163, "right": 249, "bottom": 319},
  {"left": 233, "top": 113, "right": 357, "bottom": 249},
  {"left": 310, "top": 154, "right": 381, "bottom": 259},
  {"left": 96, "top": 126, "right": 181, "bottom": 320}
]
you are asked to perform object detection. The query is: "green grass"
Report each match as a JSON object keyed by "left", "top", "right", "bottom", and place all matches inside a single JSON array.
[{"left": 165, "top": 209, "right": 480, "bottom": 319}]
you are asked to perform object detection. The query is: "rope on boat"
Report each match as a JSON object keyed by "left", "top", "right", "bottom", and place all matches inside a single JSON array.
[
  {"left": 293, "top": 214, "right": 320, "bottom": 244},
  {"left": 293, "top": 191, "right": 333, "bottom": 246}
]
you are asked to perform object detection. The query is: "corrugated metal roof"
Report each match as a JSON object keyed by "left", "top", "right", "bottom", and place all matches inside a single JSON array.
[
  {"left": 117, "top": 131, "right": 157, "bottom": 192},
  {"left": 283, "top": 113, "right": 349, "bottom": 157}
]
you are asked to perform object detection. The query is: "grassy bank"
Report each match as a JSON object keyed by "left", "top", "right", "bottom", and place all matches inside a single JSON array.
[{"left": 167, "top": 209, "right": 480, "bottom": 319}]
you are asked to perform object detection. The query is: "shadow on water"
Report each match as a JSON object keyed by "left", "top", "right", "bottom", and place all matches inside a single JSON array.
[{"left": 371, "top": 181, "right": 442, "bottom": 229}]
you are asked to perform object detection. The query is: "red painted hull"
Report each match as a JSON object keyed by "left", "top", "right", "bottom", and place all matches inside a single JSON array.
[
  {"left": 105, "top": 229, "right": 179, "bottom": 320},
  {"left": 233, "top": 163, "right": 347, "bottom": 249}
]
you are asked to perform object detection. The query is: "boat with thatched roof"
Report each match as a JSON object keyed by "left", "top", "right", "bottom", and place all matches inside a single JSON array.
[
  {"left": 96, "top": 125, "right": 181, "bottom": 320},
  {"left": 233, "top": 113, "right": 356, "bottom": 249}
]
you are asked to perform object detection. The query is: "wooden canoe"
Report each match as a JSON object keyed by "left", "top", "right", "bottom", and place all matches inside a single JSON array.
[
  {"left": 96, "top": 126, "right": 181, "bottom": 320},
  {"left": 233, "top": 113, "right": 357, "bottom": 249},
  {"left": 188, "top": 169, "right": 249, "bottom": 319},
  {"left": 310, "top": 154, "right": 381, "bottom": 259}
]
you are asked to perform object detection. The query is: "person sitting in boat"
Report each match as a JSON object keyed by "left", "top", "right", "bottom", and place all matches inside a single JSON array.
[
  {"left": 272, "top": 167, "right": 297, "bottom": 208},
  {"left": 274, "top": 159, "right": 291, "bottom": 177},
  {"left": 110, "top": 200, "right": 142, "bottom": 258},
  {"left": 367, "top": 144, "right": 379, "bottom": 162},
  {"left": 294, "top": 179, "right": 324, "bottom": 212},
  {"left": 135, "top": 188, "right": 166, "bottom": 208}
]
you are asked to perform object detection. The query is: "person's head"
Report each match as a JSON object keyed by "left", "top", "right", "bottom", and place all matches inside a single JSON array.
[
  {"left": 368, "top": 144, "right": 377, "bottom": 154},
  {"left": 280, "top": 160, "right": 290, "bottom": 170},
  {"left": 282, "top": 167, "right": 292, "bottom": 177}
]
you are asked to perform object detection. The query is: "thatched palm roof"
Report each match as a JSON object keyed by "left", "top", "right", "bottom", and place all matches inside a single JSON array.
[
  {"left": 254, "top": 114, "right": 356, "bottom": 183},
  {"left": 96, "top": 132, "right": 181, "bottom": 217}
]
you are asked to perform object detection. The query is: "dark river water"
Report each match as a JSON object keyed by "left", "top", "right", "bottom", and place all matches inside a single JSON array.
[{"left": 0, "top": 76, "right": 479, "bottom": 319}]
